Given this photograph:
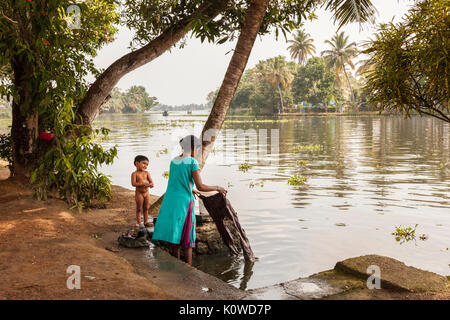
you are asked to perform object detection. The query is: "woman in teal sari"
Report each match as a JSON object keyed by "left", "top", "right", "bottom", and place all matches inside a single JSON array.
[{"left": 152, "top": 135, "right": 227, "bottom": 265}]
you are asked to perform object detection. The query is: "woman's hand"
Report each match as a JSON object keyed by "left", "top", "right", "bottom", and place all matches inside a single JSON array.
[
  {"left": 192, "top": 189, "right": 200, "bottom": 200},
  {"left": 216, "top": 186, "right": 227, "bottom": 196}
]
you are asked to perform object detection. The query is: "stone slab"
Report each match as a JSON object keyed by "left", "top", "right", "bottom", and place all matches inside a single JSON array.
[
  {"left": 334, "top": 254, "right": 448, "bottom": 292},
  {"left": 245, "top": 277, "right": 344, "bottom": 300},
  {"left": 282, "top": 278, "right": 344, "bottom": 299}
]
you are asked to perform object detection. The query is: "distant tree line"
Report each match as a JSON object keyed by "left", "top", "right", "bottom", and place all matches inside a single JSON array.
[
  {"left": 208, "top": 30, "right": 372, "bottom": 115},
  {"left": 102, "top": 86, "right": 158, "bottom": 113},
  {"left": 102, "top": 85, "right": 212, "bottom": 113},
  {"left": 153, "top": 103, "right": 211, "bottom": 112}
]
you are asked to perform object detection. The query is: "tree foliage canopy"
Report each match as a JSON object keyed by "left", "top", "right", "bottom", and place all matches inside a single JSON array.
[
  {"left": 102, "top": 86, "right": 158, "bottom": 113},
  {"left": 363, "top": 0, "right": 449, "bottom": 122},
  {"left": 123, "top": 0, "right": 319, "bottom": 47},
  {"left": 292, "top": 56, "right": 339, "bottom": 106},
  {"left": 0, "top": 0, "right": 378, "bottom": 204},
  {"left": 287, "top": 28, "right": 316, "bottom": 65},
  {"left": 0, "top": 0, "right": 119, "bottom": 129},
  {"left": 123, "top": 0, "right": 377, "bottom": 47}
]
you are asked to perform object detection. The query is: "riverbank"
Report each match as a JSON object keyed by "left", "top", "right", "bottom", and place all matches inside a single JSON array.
[
  {"left": 223, "top": 111, "right": 389, "bottom": 117},
  {"left": 0, "top": 166, "right": 244, "bottom": 299},
  {"left": 0, "top": 165, "right": 448, "bottom": 300}
]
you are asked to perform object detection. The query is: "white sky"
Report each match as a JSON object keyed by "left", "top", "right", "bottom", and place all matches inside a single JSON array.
[{"left": 93, "top": 0, "right": 413, "bottom": 106}]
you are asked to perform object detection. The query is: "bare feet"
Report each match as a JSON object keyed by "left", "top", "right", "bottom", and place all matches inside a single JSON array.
[{"left": 144, "top": 222, "right": 154, "bottom": 227}]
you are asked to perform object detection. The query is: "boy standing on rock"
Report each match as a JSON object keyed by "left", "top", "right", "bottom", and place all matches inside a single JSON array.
[{"left": 131, "top": 155, "right": 154, "bottom": 228}]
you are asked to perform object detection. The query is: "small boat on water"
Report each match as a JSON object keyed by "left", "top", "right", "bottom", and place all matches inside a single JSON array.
[{"left": 162, "top": 110, "right": 169, "bottom": 116}]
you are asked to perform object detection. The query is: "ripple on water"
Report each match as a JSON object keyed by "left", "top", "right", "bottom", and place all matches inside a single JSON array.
[{"left": 91, "top": 114, "right": 450, "bottom": 289}]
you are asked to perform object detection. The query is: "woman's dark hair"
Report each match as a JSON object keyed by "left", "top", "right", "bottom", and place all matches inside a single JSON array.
[
  {"left": 134, "top": 155, "right": 149, "bottom": 164},
  {"left": 179, "top": 135, "right": 201, "bottom": 153}
]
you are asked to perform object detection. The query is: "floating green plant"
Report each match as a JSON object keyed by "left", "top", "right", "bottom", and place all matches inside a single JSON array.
[
  {"left": 249, "top": 180, "right": 264, "bottom": 188},
  {"left": 238, "top": 162, "right": 253, "bottom": 172},
  {"left": 392, "top": 224, "right": 417, "bottom": 243},
  {"left": 296, "top": 160, "right": 308, "bottom": 167},
  {"left": 156, "top": 148, "right": 168, "bottom": 157},
  {"left": 419, "top": 234, "right": 428, "bottom": 241},
  {"left": 288, "top": 175, "right": 307, "bottom": 186},
  {"left": 292, "top": 144, "right": 322, "bottom": 152},
  {"left": 392, "top": 224, "right": 428, "bottom": 244}
]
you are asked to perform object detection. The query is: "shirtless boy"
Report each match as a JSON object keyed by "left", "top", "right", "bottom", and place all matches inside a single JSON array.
[{"left": 131, "top": 155, "right": 154, "bottom": 228}]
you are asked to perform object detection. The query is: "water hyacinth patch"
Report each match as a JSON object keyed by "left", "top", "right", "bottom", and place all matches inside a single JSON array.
[
  {"left": 158, "top": 147, "right": 168, "bottom": 155},
  {"left": 238, "top": 162, "right": 253, "bottom": 172},
  {"left": 249, "top": 180, "right": 264, "bottom": 188},
  {"left": 288, "top": 175, "right": 307, "bottom": 186},
  {"left": 225, "top": 181, "right": 234, "bottom": 188},
  {"left": 292, "top": 144, "right": 322, "bottom": 152},
  {"left": 296, "top": 160, "right": 308, "bottom": 166},
  {"left": 392, "top": 224, "right": 417, "bottom": 244},
  {"left": 392, "top": 224, "right": 428, "bottom": 244}
]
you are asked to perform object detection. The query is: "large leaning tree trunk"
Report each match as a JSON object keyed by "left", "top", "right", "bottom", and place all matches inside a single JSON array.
[
  {"left": 10, "top": 53, "right": 39, "bottom": 182},
  {"left": 9, "top": 9, "right": 47, "bottom": 183},
  {"left": 150, "top": 0, "right": 269, "bottom": 213},
  {"left": 9, "top": 1, "right": 229, "bottom": 182},
  {"left": 200, "top": 0, "right": 269, "bottom": 167},
  {"left": 76, "top": 0, "right": 229, "bottom": 126}
]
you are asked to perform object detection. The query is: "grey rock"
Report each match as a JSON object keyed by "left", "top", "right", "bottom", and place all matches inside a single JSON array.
[
  {"left": 151, "top": 215, "right": 242, "bottom": 256},
  {"left": 334, "top": 254, "right": 448, "bottom": 292},
  {"left": 118, "top": 235, "right": 149, "bottom": 248},
  {"left": 283, "top": 278, "right": 343, "bottom": 299}
]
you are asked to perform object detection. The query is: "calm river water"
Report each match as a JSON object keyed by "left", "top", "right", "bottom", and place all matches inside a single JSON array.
[{"left": 90, "top": 112, "right": 450, "bottom": 290}]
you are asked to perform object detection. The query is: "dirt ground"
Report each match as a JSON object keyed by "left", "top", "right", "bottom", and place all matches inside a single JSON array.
[
  {"left": 0, "top": 165, "right": 174, "bottom": 299},
  {"left": 0, "top": 163, "right": 448, "bottom": 300}
]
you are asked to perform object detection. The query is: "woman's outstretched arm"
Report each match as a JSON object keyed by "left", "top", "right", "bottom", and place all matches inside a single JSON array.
[{"left": 192, "top": 170, "right": 227, "bottom": 196}]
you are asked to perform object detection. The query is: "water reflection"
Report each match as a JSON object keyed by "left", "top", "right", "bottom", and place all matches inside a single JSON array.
[
  {"left": 88, "top": 113, "right": 450, "bottom": 289},
  {"left": 193, "top": 254, "right": 255, "bottom": 290}
]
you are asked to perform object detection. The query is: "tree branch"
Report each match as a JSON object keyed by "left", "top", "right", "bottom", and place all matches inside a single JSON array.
[
  {"left": 76, "top": 0, "right": 229, "bottom": 126},
  {"left": 409, "top": 72, "right": 449, "bottom": 122},
  {"left": 1, "top": 11, "right": 18, "bottom": 24}
]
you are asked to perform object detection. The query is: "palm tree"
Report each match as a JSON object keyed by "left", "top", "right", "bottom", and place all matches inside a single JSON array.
[
  {"left": 149, "top": 0, "right": 270, "bottom": 213},
  {"left": 321, "top": 31, "right": 358, "bottom": 106},
  {"left": 256, "top": 56, "right": 294, "bottom": 113},
  {"left": 323, "top": 0, "right": 377, "bottom": 30},
  {"left": 355, "top": 35, "right": 383, "bottom": 77},
  {"left": 287, "top": 29, "right": 316, "bottom": 65},
  {"left": 150, "top": 0, "right": 377, "bottom": 212}
]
